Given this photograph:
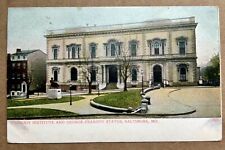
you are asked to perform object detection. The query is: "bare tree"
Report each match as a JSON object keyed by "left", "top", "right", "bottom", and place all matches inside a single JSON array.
[
  {"left": 79, "top": 57, "right": 98, "bottom": 94},
  {"left": 26, "top": 70, "right": 32, "bottom": 99},
  {"left": 116, "top": 47, "right": 138, "bottom": 91}
]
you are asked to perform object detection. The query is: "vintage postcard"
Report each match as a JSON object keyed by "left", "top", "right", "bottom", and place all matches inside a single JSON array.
[{"left": 7, "top": 7, "right": 221, "bottom": 143}]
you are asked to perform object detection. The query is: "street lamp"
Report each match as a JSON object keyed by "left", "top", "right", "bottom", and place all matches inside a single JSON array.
[
  {"left": 69, "top": 84, "right": 72, "bottom": 105},
  {"left": 97, "top": 79, "right": 100, "bottom": 96},
  {"left": 141, "top": 69, "right": 144, "bottom": 93},
  {"left": 36, "top": 84, "right": 39, "bottom": 96}
]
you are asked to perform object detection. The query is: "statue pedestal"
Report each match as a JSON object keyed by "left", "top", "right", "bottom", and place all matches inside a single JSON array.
[{"left": 47, "top": 89, "right": 62, "bottom": 99}]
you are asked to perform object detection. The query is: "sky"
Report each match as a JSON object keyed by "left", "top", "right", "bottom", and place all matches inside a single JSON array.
[{"left": 8, "top": 7, "right": 220, "bottom": 67}]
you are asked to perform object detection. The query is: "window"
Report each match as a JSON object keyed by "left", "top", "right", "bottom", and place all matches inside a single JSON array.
[
  {"left": 67, "top": 44, "right": 80, "bottom": 59},
  {"left": 71, "top": 67, "right": 78, "bottom": 81},
  {"left": 89, "top": 43, "right": 97, "bottom": 58},
  {"left": 179, "top": 41, "right": 186, "bottom": 55},
  {"left": 12, "top": 73, "right": 15, "bottom": 79},
  {"left": 23, "top": 56, "right": 26, "bottom": 59},
  {"left": 91, "top": 45, "right": 96, "bottom": 58},
  {"left": 52, "top": 67, "right": 60, "bottom": 82},
  {"left": 67, "top": 46, "right": 71, "bottom": 58},
  {"left": 105, "top": 39, "right": 121, "bottom": 57},
  {"left": 23, "top": 63, "right": 26, "bottom": 69},
  {"left": 154, "top": 42, "right": 160, "bottom": 55},
  {"left": 71, "top": 46, "right": 76, "bottom": 59},
  {"left": 177, "top": 64, "right": 188, "bottom": 81},
  {"left": 77, "top": 45, "right": 80, "bottom": 58},
  {"left": 130, "top": 43, "right": 137, "bottom": 56},
  {"left": 111, "top": 43, "right": 116, "bottom": 56},
  {"left": 53, "top": 70, "right": 58, "bottom": 81},
  {"left": 12, "top": 56, "right": 14, "bottom": 60},
  {"left": 132, "top": 68, "right": 137, "bottom": 81},
  {"left": 17, "top": 63, "right": 21, "bottom": 69},
  {"left": 53, "top": 48, "right": 58, "bottom": 59},
  {"left": 22, "top": 73, "right": 26, "bottom": 79},
  {"left": 17, "top": 74, "right": 21, "bottom": 79},
  {"left": 148, "top": 39, "right": 166, "bottom": 56},
  {"left": 18, "top": 55, "right": 20, "bottom": 59},
  {"left": 12, "top": 63, "right": 15, "bottom": 68},
  {"left": 180, "top": 67, "right": 187, "bottom": 81},
  {"left": 17, "top": 84, "right": 21, "bottom": 90},
  {"left": 52, "top": 45, "right": 59, "bottom": 60},
  {"left": 176, "top": 36, "right": 187, "bottom": 55}
]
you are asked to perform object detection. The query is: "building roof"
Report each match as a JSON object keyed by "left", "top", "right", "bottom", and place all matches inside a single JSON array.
[
  {"left": 46, "top": 17, "right": 197, "bottom": 38},
  {"left": 11, "top": 50, "right": 39, "bottom": 56}
]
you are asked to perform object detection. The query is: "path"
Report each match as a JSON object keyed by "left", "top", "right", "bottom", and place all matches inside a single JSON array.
[{"left": 8, "top": 87, "right": 220, "bottom": 117}]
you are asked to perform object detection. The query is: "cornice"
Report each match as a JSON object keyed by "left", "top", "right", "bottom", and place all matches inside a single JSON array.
[{"left": 45, "top": 23, "right": 197, "bottom": 39}]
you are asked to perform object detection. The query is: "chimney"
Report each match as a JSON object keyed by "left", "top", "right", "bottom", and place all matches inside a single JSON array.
[{"left": 16, "top": 48, "right": 21, "bottom": 53}]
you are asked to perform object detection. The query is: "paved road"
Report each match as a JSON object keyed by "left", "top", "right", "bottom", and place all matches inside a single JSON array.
[
  {"left": 145, "top": 88, "right": 196, "bottom": 115},
  {"left": 167, "top": 87, "right": 221, "bottom": 118}
]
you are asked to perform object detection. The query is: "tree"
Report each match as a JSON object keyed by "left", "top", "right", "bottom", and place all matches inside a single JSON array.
[
  {"left": 203, "top": 54, "right": 220, "bottom": 85},
  {"left": 26, "top": 70, "right": 32, "bottom": 99},
  {"left": 116, "top": 47, "right": 139, "bottom": 91},
  {"left": 79, "top": 57, "right": 98, "bottom": 94}
]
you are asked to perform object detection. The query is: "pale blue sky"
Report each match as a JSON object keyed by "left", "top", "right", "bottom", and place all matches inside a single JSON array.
[{"left": 8, "top": 7, "right": 220, "bottom": 66}]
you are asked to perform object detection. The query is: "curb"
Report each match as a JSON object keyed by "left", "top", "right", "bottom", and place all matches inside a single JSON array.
[{"left": 90, "top": 100, "right": 129, "bottom": 113}]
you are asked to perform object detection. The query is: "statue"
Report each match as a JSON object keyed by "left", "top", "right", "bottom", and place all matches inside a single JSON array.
[{"left": 50, "top": 78, "right": 59, "bottom": 89}]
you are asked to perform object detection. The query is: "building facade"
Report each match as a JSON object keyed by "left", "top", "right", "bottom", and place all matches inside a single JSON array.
[
  {"left": 46, "top": 17, "right": 198, "bottom": 91},
  {"left": 8, "top": 49, "right": 47, "bottom": 97}
]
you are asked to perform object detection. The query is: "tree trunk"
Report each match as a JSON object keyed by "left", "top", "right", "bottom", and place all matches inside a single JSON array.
[{"left": 123, "top": 78, "right": 127, "bottom": 91}]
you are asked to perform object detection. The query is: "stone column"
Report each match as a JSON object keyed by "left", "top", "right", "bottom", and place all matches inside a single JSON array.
[
  {"left": 104, "top": 65, "right": 107, "bottom": 83},
  {"left": 117, "top": 65, "right": 120, "bottom": 83}
]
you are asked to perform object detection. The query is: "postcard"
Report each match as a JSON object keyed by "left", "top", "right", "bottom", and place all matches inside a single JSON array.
[{"left": 7, "top": 6, "right": 222, "bottom": 143}]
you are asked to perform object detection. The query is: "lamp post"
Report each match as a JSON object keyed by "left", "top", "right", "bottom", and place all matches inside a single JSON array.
[
  {"left": 141, "top": 69, "right": 144, "bottom": 93},
  {"left": 97, "top": 79, "right": 100, "bottom": 96},
  {"left": 36, "top": 84, "right": 39, "bottom": 96},
  {"left": 69, "top": 84, "right": 72, "bottom": 105}
]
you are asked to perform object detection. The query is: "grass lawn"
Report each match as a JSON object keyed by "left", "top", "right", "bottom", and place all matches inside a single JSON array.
[
  {"left": 8, "top": 96, "right": 84, "bottom": 107},
  {"left": 93, "top": 89, "right": 141, "bottom": 109},
  {"left": 7, "top": 108, "right": 78, "bottom": 119}
]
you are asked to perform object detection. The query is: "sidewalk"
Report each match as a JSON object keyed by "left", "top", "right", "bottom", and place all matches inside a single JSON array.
[{"left": 9, "top": 87, "right": 220, "bottom": 117}]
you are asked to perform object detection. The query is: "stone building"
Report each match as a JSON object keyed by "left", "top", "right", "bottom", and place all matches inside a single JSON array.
[
  {"left": 8, "top": 49, "right": 47, "bottom": 97},
  {"left": 45, "top": 17, "right": 198, "bottom": 91}
]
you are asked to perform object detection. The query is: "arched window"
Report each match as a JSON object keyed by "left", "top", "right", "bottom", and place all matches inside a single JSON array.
[
  {"left": 180, "top": 67, "right": 187, "bottom": 81},
  {"left": 132, "top": 68, "right": 137, "bottom": 81},
  {"left": 177, "top": 64, "right": 188, "bottom": 81},
  {"left": 104, "top": 39, "right": 122, "bottom": 57},
  {"left": 111, "top": 43, "right": 116, "bottom": 56},
  {"left": 154, "top": 42, "right": 160, "bottom": 55},
  {"left": 71, "top": 46, "right": 76, "bottom": 58},
  {"left": 71, "top": 67, "right": 78, "bottom": 81},
  {"left": 53, "top": 70, "right": 58, "bottom": 81},
  {"left": 148, "top": 38, "right": 166, "bottom": 56}
]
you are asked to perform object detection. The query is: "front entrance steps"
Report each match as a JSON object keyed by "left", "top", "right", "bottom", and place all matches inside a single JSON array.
[{"left": 105, "top": 83, "right": 118, "bottom": 90}]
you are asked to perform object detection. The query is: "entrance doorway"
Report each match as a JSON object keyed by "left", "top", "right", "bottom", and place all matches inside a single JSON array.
[
  {"left": 108, "top": 65, "right": 118, "bottom": 83},
  {"left": 153, "top": 65, "right": 162, "bottom": 84}
]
